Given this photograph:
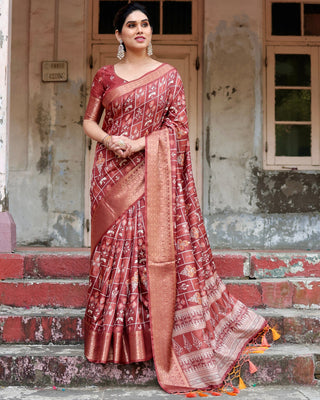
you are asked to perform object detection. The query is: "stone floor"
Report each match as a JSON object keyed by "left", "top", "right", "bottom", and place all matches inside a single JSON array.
[{"left": 0, "top": 385, "right": 320, "bottom": 400}]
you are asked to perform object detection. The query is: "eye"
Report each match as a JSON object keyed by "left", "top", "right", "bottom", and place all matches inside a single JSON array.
[
  {"left": 128, "top": 23, "right": 136, "bottom": 28},
  {"left": 142, "top": 22, "right": 149, "bottom": 28}
]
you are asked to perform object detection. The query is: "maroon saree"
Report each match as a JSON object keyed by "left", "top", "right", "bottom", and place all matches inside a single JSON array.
[{"left": 83, "top": 64, "right": 268, "bottom": 393}]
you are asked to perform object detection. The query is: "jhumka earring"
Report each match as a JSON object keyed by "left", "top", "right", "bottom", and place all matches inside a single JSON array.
[
  {"left": 117, "top": 40, "right": 125, "bottom": 60},
  {"left": 147, "top": 42, "right": 153, "bottom": 56}
]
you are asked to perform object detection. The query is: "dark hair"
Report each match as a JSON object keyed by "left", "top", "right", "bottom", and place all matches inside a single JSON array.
[{"left": 113, "top": 2, "right": 152, "bottom": 33}]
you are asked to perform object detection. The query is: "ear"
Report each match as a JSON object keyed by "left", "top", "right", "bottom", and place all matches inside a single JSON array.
[{"left": 115, "top": 30, "right": 122, "bottom": 43}]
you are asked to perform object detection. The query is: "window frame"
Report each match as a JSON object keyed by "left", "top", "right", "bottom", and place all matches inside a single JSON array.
[
  {"left": 266, "top": 0, "right": 320, "bottom": 42},
  {"left": 92, "top": 0, "right": 199, "bottom": 43},
  {"left": 264, "top": 0, "right": 320, "bottom": 170}
]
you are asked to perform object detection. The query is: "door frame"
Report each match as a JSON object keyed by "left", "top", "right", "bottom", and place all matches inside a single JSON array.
[{"left": 84, "top": 0, "right": 204, "bottom": 246}]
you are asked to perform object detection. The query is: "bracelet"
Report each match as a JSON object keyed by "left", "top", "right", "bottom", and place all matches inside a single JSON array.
[{"left": 101, "top": 134, "right": 111, "bottom": 148}]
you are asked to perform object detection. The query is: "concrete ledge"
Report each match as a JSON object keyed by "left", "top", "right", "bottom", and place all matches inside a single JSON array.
[
  {"left": 205, "top": 212, "right": 320, "bottom": 250},
  {"left": 1, "top": 385, "right": 320, "bottom": 400},
  {"left": 0, "top": 344, "right": 318, "bottom": 387}
]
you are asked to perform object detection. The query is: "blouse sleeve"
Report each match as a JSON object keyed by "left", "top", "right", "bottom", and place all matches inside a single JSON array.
[{"left": 84, "top": 68, "right": 106, "bottom": 123}]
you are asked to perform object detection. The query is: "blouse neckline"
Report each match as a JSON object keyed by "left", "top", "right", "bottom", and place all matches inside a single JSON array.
[{"left": 112, "top": 63, "right": 165, "bottom": 83}]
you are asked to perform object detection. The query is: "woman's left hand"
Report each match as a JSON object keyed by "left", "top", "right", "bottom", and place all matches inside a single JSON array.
[{"left": 114, "top": 136, "right": 145, "bottom": 158}]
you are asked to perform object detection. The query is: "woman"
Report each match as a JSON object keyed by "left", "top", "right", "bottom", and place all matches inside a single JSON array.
[{"left": 83, "top": 2, "right": 274, "bottom": 394}]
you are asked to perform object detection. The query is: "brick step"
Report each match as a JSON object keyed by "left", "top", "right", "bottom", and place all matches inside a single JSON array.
[
  {"left": 0, "top": 250, "right": 90, "bottom": 280},
  {"left": 2, "top": 250, "right": 320, "bottom": 279},
  {"left": 226, "top": 277, "right": 320, "bottom": 309},
  {"left": 0, "top": 307, "right": 319, "bottom": 345},
  {"left": 1, "top": 278, "right": 319, "bottom": 309},
  {"left": 0, "top": 343, "right": 318, "bottom": 386},
  {"left": 0, "top": 307, "right": 84, "bottom": 344},
  {"left": 0, "top": 279, "right": 87, "bottom": 308}
]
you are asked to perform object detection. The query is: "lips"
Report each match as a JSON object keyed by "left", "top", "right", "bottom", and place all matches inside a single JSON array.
[{"left": 135, "top": 36, "right": 145, "bottom": 42}]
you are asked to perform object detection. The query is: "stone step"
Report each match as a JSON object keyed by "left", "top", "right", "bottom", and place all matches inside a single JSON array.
[
  {"left": 0, "top": 343, "right": 318, "bottom": 387},
  {"left": 1, "top": 385, "right": 320, "bottom": 400},
  {"left": 0, "top": 307, "right": 319, "bottom": 345},
  {"left": 1, "top": 249, "right": 320, "bottom": 280},
  {"left": 1, "top": 277, "right": 319, "bottom": 309}
]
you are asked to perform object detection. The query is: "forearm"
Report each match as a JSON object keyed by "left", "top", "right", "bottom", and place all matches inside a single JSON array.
[
  {"left": 83, "top": 119, "right": 108, "bottom": 144},
  {"left": 133, "top": 137, "right": 145, "bottom": 152}
]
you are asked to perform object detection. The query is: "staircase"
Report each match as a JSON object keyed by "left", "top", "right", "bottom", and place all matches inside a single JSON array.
[{"left": 0, "top": 248, "right": 319, "bottom": 388}]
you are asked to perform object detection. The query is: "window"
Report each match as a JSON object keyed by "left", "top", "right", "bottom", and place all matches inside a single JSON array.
[
  {"left": 93, "top": 0, "right": 195, "bottom": 40},
  {"left": 265, "top": 1, "right": 320, "bottom": 169}
]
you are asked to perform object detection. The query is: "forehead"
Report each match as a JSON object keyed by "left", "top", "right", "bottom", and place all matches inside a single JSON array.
[{"left": 124, "top": 10, "right": 148, "bottom": 24}]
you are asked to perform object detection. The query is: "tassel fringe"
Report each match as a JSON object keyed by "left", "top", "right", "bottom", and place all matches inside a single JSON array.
[
  {"left": 178, "top": 325, "right": 281, "bottom": 398},
  {"left": 248, "top": 360, "right": 258, "bottom": 374},
  {"left": 271, "top": 327, "right": 281, "bottom": 341},
  {"left": 238, "top": 377, "right": 247, "bottom": 390}
]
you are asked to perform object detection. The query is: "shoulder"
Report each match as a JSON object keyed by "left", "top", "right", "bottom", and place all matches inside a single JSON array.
[
  {"left": 161, "top": 63, "right": 181, "bottom": 78},
  {"left": 94, "top": 65, "right": 114, "bottom": 79},
  {"left": 161, "top": 64, "right": 183, "bottom": 87}
]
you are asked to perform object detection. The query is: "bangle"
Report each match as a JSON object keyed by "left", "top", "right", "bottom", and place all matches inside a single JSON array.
[{"left": 101, "top": 134, "right": 111, "bottom": 148}]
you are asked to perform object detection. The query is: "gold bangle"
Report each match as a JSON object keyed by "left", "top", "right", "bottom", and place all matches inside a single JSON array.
[{"left": 102, "top": 134, "right": 110, "bottom": 148}]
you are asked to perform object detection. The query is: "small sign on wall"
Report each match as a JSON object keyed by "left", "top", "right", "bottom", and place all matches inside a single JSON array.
[{"left": 42, "top": 61, "right": 68, "bottom": 82}]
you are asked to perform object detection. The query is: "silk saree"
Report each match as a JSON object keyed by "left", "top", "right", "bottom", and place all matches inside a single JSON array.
[{"left": 83, "top": 63, "right": 269, "bottom": 393}]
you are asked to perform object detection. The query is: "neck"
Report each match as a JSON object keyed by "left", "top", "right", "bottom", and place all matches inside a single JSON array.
[{"left": 122, "top": 49, "right": 151, "bottom": 65}]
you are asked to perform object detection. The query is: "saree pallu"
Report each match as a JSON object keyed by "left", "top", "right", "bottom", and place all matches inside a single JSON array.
[{"left": 84, "top": 63, "right": 267, "bottom": 393}]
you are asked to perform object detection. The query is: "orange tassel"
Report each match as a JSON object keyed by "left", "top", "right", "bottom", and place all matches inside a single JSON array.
[
  {"left": 209, "top": 392, "right": 222, "bottom": 396},
  {"left": 185, "top": 393, "right": 197, "bottom": 398},
  {"left": 271, "top": 327, "right": 281, "bottom": 341},
  {"left": 238, "top": 377, "right": 247, "bottom": 390},
  {"left": 198, "top": 393, "right": 209, "bottom": 397},
  {"left": 232, "top": 387, "right": 240, "bottom": 394},
  {"left": 248, "top": 360, "right": 258, "bottom": 374},
  {"left": 261, "top": 335, "right": 270, "bottom": 347},
  {"left": 225, "top": 393, "right": 237, "bottom": 396}
]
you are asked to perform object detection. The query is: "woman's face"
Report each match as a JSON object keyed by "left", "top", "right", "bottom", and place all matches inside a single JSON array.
[{"left": 116, "top": 10, "right": 152, "bottom": 54}]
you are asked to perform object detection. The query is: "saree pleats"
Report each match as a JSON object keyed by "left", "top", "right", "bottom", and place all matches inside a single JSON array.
[
  {"left": 85, "top": 196, "right": 152, "bottom": 364},
  {"left": 84, "top": 64, "right": 268, "bottom": 392}
]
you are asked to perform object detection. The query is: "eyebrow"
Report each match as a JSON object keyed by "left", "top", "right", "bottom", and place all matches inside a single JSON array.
[{"left": 126, "top": 19, "right": 149, "bottom": 24}]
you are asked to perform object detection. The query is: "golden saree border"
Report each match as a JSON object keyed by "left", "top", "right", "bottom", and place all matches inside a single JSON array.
[
  {"left": 84, "top": 319, "right": 152, "bottom": 364},
  {"left": 103, "top": 63, "right": 174, "bottom": 108},
  {"left": 84, "top": 96, "right": 103, "bottom": 122},
  {"left": 91, "top": 161, "right": 145, "bottom": 255},
  {"left": 145, "top": 129, "right": 191, "bottom": 392}
]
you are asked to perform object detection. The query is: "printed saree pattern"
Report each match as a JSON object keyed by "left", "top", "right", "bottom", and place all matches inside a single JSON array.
[{"left": 83, "top": 64, "right": 267, "bottom": 393}]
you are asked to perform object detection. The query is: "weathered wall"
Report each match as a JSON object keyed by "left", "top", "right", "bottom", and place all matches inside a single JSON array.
[
  {"left": 8, "top": 0, "right": 86, "bottom": 246},
  {"left": 203, "top": 0, "right": 320, "bottom": 249},
  {"left": 7, "top": 0, "right": 320, "bottom": 249},
  {"left": 0, "top": 0, "right": 11, "bottom": 213}
]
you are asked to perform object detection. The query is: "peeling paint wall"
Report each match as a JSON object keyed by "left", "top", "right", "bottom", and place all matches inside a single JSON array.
[
  {"left": 0, "top": 0, "right": 11, "bottom": 213},
  {"left": 6, "top": 0, "right": 320, "bottom": 248},
  {"left": 203, "top": 0, "right": 320, "bottom": 249},
  {"left": 8, "top": 0, "right": 86, "bottom": 246}
]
